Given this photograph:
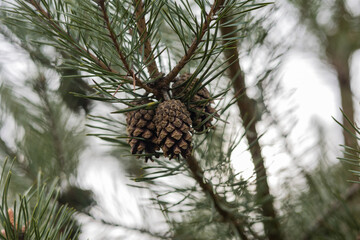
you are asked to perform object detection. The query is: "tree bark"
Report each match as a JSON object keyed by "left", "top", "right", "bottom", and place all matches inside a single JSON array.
[
  {"left": 333, "top": 60, "right": 358, "bottom": 159},
  {"left": 220, "top": 18, "right": 284, "bottom": 240}
]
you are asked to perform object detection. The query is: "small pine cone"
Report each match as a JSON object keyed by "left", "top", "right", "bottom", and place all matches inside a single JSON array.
[
  {"left": 172, "top": 73, "right": 217, "bottom": 132},
  {"left": 153, "top": 99, "right": 193, "bottom": 159},
  {"left": 126, "top": 100, "right": 159, "bottom": 162}
]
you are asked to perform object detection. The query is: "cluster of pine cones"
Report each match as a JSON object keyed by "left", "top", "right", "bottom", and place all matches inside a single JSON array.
[{"left": 126, "top": 73, "right": 217, "bottom": 161}]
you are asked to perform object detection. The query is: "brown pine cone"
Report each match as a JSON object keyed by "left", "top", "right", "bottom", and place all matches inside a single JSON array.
[
  {"left": 153, "top": 99, "right": 193, "bottom": 159},
  {"left": 126, "top": 100, "right": 159, "bottom": 162},
  {"left": 172, "top": 73, "right": 217, "bottom": 132}
]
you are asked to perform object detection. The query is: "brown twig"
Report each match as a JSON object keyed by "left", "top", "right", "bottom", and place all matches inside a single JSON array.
[
  {"left": 219, "top": 15, "right": 284, "bottom": 240},
  {"left": 132, "top": 0, "right": 162, "bottom": 79},
  {"left": 161, "top": 0, "right": 225, "bottom": 87},
  {"left": 185, "top": 155, "right": 249, "bottom": 239},
  {"left": 27, "top": 0, "right": 158, "bottom": 96},
  {"left": 302, "top": 183, "right": 360, "bottom": 240}
]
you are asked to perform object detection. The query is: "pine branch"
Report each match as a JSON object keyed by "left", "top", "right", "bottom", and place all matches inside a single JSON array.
[
  {"left": 34, "top": 75, "right": 66, "bottom": 172},
  {"left": 302, "top": 183, "right": 360, "bottom": 240},
  {"left": 0, "top": 160, "right": 79, "bottom": 240},
  {"left": 26, "top": 0, "right": 158, "bottom": 96},
  {"left": 185, "top": 155, "right": 249, "bottom": 240},
  {"left": 161, "top": 0, "right": 225, "bottom": 87},
  {"left": 219, "top": 15, "right": 284, "bottom": 240},
  {"left": 26, "top": 0, "right": 110, "bottom": 72},
  {"left": 97, "top": 0, "right": 157, "bottom": 95},
  {"left": 132, "top": 0, "right": 162, "bottom": 79}
]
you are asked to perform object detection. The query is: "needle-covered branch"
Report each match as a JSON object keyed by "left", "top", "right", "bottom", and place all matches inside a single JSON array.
[
  {"left": 26, "top": 0, "right": 111, "bottom": 72},
  {"left": 97, "top": 0, "right": 156, "bottom": 95},
  {"left": 161, "top": 0, "right": 225, "bottom": 87},
  {"left": 26, "top": 0, "right": 158, "bottom": 96},
  {"left": 0, "top": 160, "right": 79, "bottom": 240}
]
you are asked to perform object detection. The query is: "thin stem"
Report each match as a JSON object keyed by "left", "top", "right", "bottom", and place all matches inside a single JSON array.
[
  {"left": 185, "top": 155, "right": 249, "bottom": 240},
  {"left": 132, "top": 0, "right": 162, "bottom": 79},
  {"left": 219, "top": 15, "right": 284, "bottom": 240},
  {"left": 161, "top": 0, "right": 225, "bottom": 87}
]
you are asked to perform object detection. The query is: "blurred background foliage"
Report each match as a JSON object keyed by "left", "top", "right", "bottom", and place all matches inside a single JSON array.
[{"left": 0, "top": 0, "right": 359, "bottom": 239}]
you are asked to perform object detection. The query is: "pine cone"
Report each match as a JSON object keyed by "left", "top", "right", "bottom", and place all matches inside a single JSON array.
[
  {"left": 153, "top": 99, "right": 193, "bottom": 159},
  {"left": 126, "top": 100, "right": 159, "bottom": 162},
  {"left": 172, "top": 73, "right": 217, "bottom": 132}
]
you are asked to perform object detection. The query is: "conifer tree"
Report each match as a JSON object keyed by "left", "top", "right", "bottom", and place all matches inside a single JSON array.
[{"left": 0, "top": 0, "right": 359, "bottom": 239}]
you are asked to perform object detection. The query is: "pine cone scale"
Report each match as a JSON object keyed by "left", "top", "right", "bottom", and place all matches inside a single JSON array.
[
  {"left": 136, "top": 119, "right": 147, "bottom": 128},
  {"left": 171, "top": 130, "right": 183, "bottom": 140},
  {"left": 165, "top": 123, "right": 176, "bottom": 132}
]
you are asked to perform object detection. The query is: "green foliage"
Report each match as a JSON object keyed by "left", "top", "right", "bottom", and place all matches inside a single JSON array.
[
  {"left": 0, "top": 68, "right": 94, "bottom": 228},
  {"left": 0, "top": 159, "right": 79, "bottom": 240},
  {"left": 0, "top": 79, "right": 85, "bottom": 181},
  {"left": 1, "top": 0, "right": 269, "bottom": 103},
  {"left": 281, "top": 161, "right": 360, "bottom": 240},
  {"left": 333, "top": 110, "right": 360, "bottom": 180}
]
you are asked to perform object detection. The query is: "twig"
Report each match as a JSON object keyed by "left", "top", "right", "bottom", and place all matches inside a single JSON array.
[
  {"left": 27, "top": 0, "right": 158, "bottom": 96},
  {"left": 302, "top": 183, "right": 360, "bottom": 240},
  {"left": 185, "top": 155, "right": 249, "bottom": 240},
  {"left": 161, "top": 0, "right": 225, "bottom": 87},
  {"left": 79, "top": 211, "right": 170, "bottom": 239},
  {"left": 219, "top": 15, "right": 284, "bottom": 240},
  {"left": 132, "top": 0, "right": 162, "bottom": 79}
]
